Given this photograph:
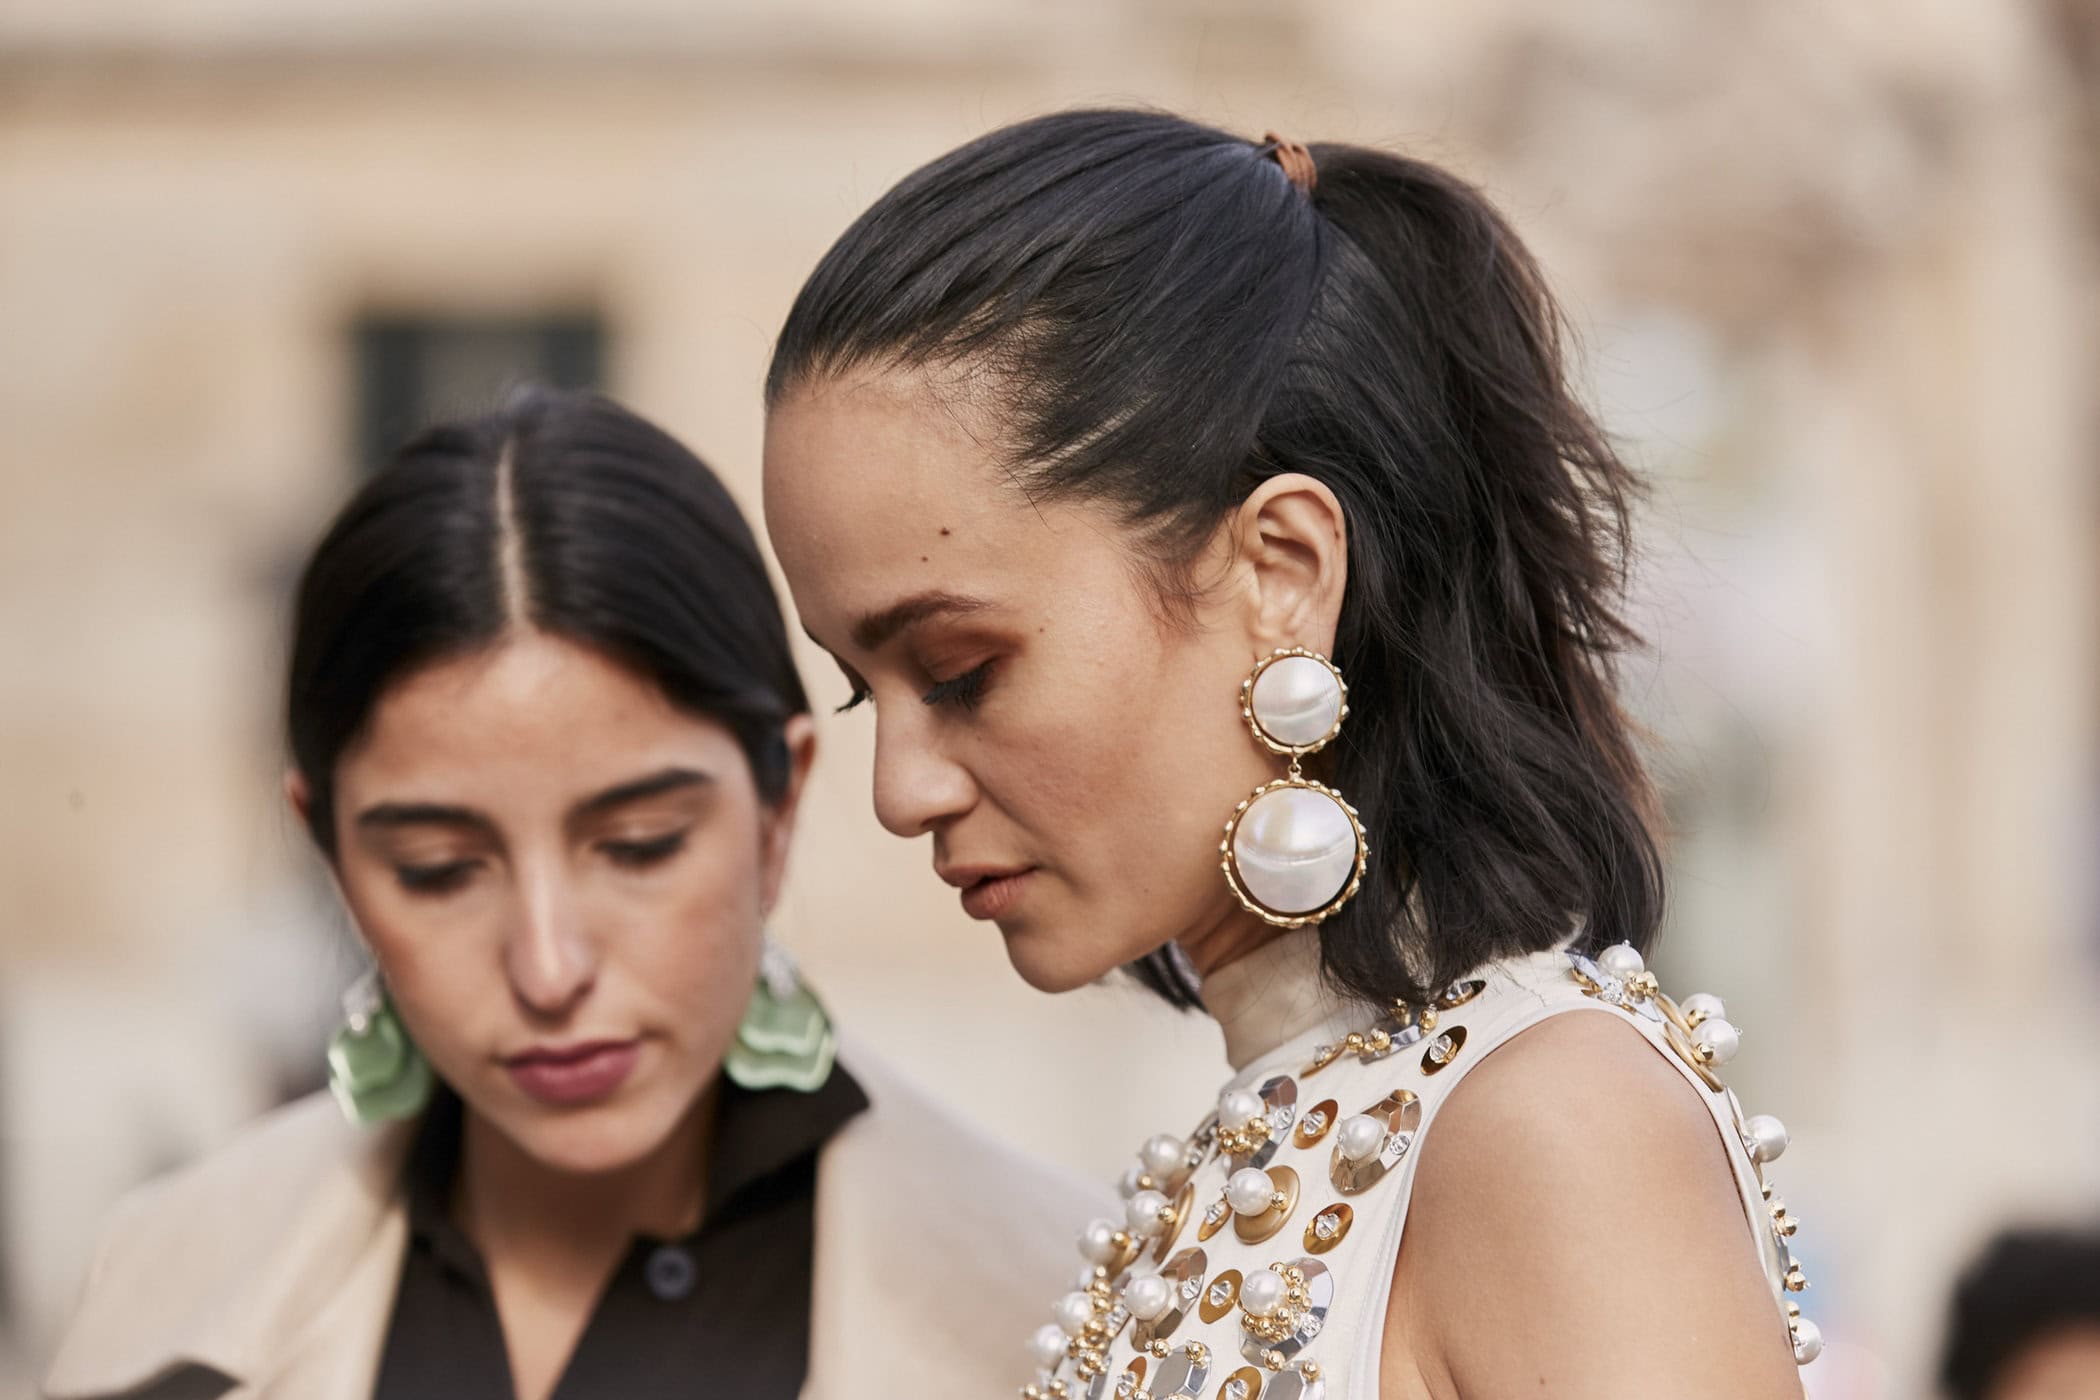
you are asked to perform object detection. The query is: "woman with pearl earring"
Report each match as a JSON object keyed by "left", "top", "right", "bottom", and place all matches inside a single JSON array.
[{"left": 763, "top": 109, "right": 1815, "bottom": 1397}]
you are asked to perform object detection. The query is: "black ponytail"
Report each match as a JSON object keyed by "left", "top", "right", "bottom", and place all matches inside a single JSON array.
[{"left": 771, "top": 109, "right": 1662, "bottom": 1008}]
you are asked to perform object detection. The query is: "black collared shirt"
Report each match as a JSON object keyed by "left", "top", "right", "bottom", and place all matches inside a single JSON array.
[{"left": 372, "top": 1065, "right": 868, "bottom": 1400}]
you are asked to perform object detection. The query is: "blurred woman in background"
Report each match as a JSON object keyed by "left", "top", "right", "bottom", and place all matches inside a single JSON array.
[
  {"left": 764, "top": 109, "right": 1814, "bottom": 1398},
  {"left": 46, "top": 387, "right": 1099, "bottom": 1400}
]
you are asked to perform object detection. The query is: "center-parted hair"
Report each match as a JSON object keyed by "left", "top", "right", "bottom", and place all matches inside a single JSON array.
[
  {"left": 288, "top": 387, "right": 807, "bottom": 854},
  {"left": 768, "top": 108, "right": 1662, "bottom": 1008}
]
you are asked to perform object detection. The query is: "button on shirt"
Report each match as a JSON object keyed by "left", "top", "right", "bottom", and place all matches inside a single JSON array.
[{"left": 372, "top": 1065, "right": 869, "bottom": 1400}]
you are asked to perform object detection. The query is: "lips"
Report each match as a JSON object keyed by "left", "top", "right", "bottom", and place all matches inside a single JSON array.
[
  {"left": 504, "top": 1039, "right": 640, "bottom": 1106},
  {"left": 939, "top": 864, "right": 1036, "bottom": 921}
]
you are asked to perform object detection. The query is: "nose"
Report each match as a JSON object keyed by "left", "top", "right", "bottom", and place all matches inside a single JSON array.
[
  {"left": 503, "top": 862, "right": 597, "bottom": 1020},
  {"left": 870, "top": 710, "right": 977, "bottom": 839}
]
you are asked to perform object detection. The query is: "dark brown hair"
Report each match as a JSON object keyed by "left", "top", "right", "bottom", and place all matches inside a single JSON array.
[
  {"left": 770, "top": 108, "right": 1660, "bottom": 1008},
  {"left": 289, "top": 386, "right": 807, "bottom": 854}
]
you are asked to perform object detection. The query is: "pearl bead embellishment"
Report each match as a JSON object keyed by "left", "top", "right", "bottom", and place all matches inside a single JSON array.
[
  {"left": 1249, "top": 654, "right": 1343, "bottom": 748},
  {"left": 1230, "top": 784, "right": 1358, "bottom": 915},
  {"left": 1226, "top": 1167, "right": 1278, "bottom": 1216},
  {"left": 1054, "top": 1290, "right": 1095, "bottom": 1337},
  {"left": 1124, "top": 1273, "right": 1173, "bottom": 1323},
  {"left": 1238, "top": 1267, "right": 1288, "bottom": 1319},
  {"left": 1080, "top": 1217, "right": 1122, "bottom": 1264},
  {"left": 1335, "top": 1113, "right": 1386, "bottom": 1163},
  {"left": 1597, "top": 942, "right": 1645, "bottom": 980},
  {"left": 1219, "top": 1088, "right": 1265, "bottom": 1131},
  {"left": 1743, "top": 1114, "right": 1789, "bottom": 1164},
  {"left": 1140, "top": 1133, "right": 1188, "bottom": 1179},
  {"left": 1127, "top": 1189, "right": 1172, "bottom": 1237},
  {"left": 1692, "top": 1017, "right": 1741, "bottom": 1065},
  {"left": 1031, "top": 1321, "right": 1070, "bottom": 1368},
  {"left": 1790, "top": 1316, "right": 1824, "bottom": 1364},
  {"left": 1679, "top": 991, "right": 1726, "bottom": 1026}
]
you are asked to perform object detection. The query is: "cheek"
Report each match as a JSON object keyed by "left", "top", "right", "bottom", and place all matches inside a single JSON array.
[
  {"left": 989, "top": 637, "right": 1260, "bottom": 886},
  {"left": 616, "top": 827, "right": 768, "bottom": 1021}
]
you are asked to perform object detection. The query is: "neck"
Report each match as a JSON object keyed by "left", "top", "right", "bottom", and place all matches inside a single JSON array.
[
  {"left": 457, "top": 1079, "right": 718, "bottom": 1274},
  {"left": 1176, "top": 902, "right": 1283, "bottom": 981},
  {"left": 1184, "top": 915, "right": 1357, "bottom": 1072}
]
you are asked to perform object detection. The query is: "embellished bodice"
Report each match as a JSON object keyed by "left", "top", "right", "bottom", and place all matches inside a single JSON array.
[{"left": 1020, "top": 939, "right": 1816, "bottom": 1399}]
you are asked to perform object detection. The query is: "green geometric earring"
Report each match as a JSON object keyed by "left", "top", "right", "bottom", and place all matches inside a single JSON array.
[
  {"left": 326, "top": 970, "right": 434, "bottom": 1125},
  {"left": 723, "top": 940, "right": 836, "bottom": 1093}
]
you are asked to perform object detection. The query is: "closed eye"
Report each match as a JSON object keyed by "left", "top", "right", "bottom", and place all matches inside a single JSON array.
[
  {"left": 601, "top": 831, "right": 688, "bottom": 868},
  {"left": 922, "top": 660, "right": 993, "bottom": 710},
  {"left": 395, "top": 860, "right": 480, "bottom": 895}
]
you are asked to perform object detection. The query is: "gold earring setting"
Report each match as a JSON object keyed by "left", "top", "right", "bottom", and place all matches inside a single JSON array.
[{"left": 1220, "top": 648, "right": 1368, "bottom": 927}]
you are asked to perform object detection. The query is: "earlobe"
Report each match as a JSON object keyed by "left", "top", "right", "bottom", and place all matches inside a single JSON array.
[
  {"left": 1235, "top": 473, "right": 1349, "bottom": 654},
  {"left": 284, "top": 769, "right": 314, "bottom": 831},
  {"left": 760, "top": 715, "right": 820, "bottom": 909}
]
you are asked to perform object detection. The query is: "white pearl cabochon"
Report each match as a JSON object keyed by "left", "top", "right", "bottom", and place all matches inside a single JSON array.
[
  {"left": 1231, "top": 783, "right": 1358, "bottom": 915},
  {"left": 1250, "top": 655, "right": 1343, "bottom": 748}
]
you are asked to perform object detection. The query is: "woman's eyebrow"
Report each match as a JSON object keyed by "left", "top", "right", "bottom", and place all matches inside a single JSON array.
[
  {"left": 570, "top": 767, "right": 714, "bottom": 821},
  {"left": 847, "top": 590, "right": 994, "bottom": 651},
  {"left": 355, "top": 801, "right": 492, "bottom": 833}
]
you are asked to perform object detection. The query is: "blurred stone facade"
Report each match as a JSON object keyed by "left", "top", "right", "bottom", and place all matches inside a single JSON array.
[{"left": 1, "top": 2, "right": 2094, "bottom": 1394}]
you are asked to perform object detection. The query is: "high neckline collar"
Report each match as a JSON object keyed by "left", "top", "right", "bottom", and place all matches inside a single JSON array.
[{"left": 1198, "top": 928, "right": 1365, "bottom": 1072}]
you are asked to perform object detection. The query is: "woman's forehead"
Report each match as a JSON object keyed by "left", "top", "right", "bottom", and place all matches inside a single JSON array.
[{"left": 763, "top": 369, "right": 1109, "bottom": 631}]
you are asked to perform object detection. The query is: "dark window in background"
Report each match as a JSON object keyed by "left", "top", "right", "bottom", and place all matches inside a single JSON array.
[{"left": 355, "top": 314, "right": 606, "bottom": 473}]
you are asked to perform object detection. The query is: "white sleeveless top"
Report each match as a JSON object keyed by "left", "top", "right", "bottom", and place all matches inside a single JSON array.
[{"left": 1019, "top": 933, "right": 1816, "bottom": 1399}]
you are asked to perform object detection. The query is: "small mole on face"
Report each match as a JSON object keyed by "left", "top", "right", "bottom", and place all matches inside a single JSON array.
[
  {"left": 939, "top": 527, "right": 952, "bottom": 536},
  {"left": 920, "top": 555, "right": 929, "bottom": 563}
]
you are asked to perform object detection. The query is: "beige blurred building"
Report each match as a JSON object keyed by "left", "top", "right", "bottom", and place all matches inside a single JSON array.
[{"left": 2, "top": 2, "right": 2095, "bottom": 1394}]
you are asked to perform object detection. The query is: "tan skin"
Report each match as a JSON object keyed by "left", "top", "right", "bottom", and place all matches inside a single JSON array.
[
  {"left": 291, "top": 630, "right": 816, "bottom": 1400},
  {"left": 765, "top": 365, "right": 1803, "bottom": 1399},
  {"left": 1987, "top": 1329, "right": 2100, "bottom": 1400}
]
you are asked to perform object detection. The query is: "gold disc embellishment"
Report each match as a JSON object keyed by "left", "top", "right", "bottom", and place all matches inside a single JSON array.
[{"left": 1233, "top": 1164, "right": 1301, "bottom": 1245}]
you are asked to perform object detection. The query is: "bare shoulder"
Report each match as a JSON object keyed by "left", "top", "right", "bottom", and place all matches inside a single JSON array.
[{"left": 1384, "top": 1009, "right": 1801, "bottom": 1399}]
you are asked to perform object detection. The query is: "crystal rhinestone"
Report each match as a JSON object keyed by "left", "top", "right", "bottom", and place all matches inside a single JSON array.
[
  {"left": 1268, "top": 1105, "right": 1295, "bottom": 1133},
  {"left": 1116, "top": 1373, "right": 1138, "bottom": 1399},
  {"left": 1224, "top": 1381, "right": 1251, "bottom": 1400},
  {"left": 1301, "top": 1109, "right": 1329, "bottom": 1134},
  {"left": 1180, "top": 1276, "right": 1204, "bottom": 1301},
  {"left": 1300, "top": 1315, "right": 1322, "bottom": 1338},
  {"left": 1107, "top": 1306, "right": 1130, "bottom": 1331},
  {"left": 1427, "top": 1033, "right": 1457, "bottom": 1065},
  {"left": 1205, "top": 1201, "right": 1230, "bottom": 1226},
  {"left": 1313, "top": 1211, "right": 1342, "bottom": 1240},
  {"left": 1209, "top": 1279, "right": 1236, "bottom": 1308}
]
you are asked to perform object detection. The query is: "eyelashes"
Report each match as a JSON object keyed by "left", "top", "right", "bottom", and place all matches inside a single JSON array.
[
  {"left": 390, "top": 831, "right": 689, "bottom": 895},
  {"left": 921, "top": 660, "right": 993, "bottom": 710},
  {"left": 396, "top": 860, "right": 478, "bottom": 894},
  {"left": 601, "top": 831, "right": 689, "bottom": 868},
  {"left": 833, "top": 660, "right": 996, "bottom": 714}
]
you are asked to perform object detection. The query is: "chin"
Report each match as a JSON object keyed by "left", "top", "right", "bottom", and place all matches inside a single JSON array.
[
  {"left": 1000, "top": 920, "right": 1148, "bottom": 996},
  {"left": 503, "top": 1096, "right": 687, "bottom": 1177}
]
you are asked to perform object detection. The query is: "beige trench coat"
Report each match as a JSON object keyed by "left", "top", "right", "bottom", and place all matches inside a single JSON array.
[{"left": 45, "top": 1047, "right": 1107, "bottom": 1399}]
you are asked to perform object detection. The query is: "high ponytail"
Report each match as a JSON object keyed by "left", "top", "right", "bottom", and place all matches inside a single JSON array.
[{"left": 771, "top": 108, "right": 1662, "bottom": 1007}]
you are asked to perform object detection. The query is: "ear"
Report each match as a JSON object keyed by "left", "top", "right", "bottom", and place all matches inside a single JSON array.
[
  {"left": 758, "top": 714, "right": 820, "bottom": 916},
  {"left": 1225, "top": 473, "right": 1349, "bottom": 656},
  {"left": 284, "top": 769, "right": 318, "bottom": 843}
]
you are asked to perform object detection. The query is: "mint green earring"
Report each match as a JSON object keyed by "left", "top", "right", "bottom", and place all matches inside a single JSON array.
[
  {"left": 326, "top": 970, "right": 434, "bottom": 1125},
  {"left": 724, "top": 941, "right": 836, "bottom": 1092}
]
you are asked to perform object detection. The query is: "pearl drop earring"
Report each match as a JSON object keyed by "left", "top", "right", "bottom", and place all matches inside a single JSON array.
[{"left": 1220, "top": 648, "right": 1369, "bottom": 927}]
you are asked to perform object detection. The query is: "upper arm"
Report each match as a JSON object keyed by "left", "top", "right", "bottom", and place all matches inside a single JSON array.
[{"left": 1384, "top": 1009, "right": 1801, "bottom": 1400}]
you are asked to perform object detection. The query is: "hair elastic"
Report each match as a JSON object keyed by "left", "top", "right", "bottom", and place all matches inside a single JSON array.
[{"left": 1262, "top": 131, "right": 1317, "bottom": 194}]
